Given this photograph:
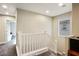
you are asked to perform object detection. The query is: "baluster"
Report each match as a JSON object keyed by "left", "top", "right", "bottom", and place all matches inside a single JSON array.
[
  {"left": 43, "top": 31, "right": 46, "bottom": 47},
  {"left": 29, "top": 34, "right": 32, "bottom": 51},
  {"left": 35, "top": 34, "right": 38, "bottom": 55},
  {"left": 44, "top": 33, "right": 46, "bottom": 47},
  {"left": 22, "top": 34, "right": 24, "bottom": 54},
  {"left": 36, "top": 34, "right": 38, "bottom": 50},
  {"left": 38, "top": 34, "right": 40, "bottom": 49},
  {"left": 27, "top": 34, "right": 29, "bottom": 53},
  {"left": 33, "top": 34, "right": 35, "bottom": 51},
  {"left": 28, "top": 34, "right": 31, "bottom": 52},
  {"left": 37, "top": 34, "right": 39, "bottom": 49},
  {"left": 40, "top": 33, "right": 43, "bottom": 48},
  {"left": 23, "top": 33, "right": 26, "bottom": 53},
  {"left": 46, "top": 34, "right": 49, "bottom": 47},
  {"left": 19, "top": 33, "right": 22, "bottom": 55},
  {"left": 17, "top": 32, "right": 50, "bottom": 56},
  {"left": 28, "top": 34, "right": 30, "bottom": 52},
  {"left": 35, "top": 34, "right": 37, "bottom": 50},
  {"left": 34, "top": 34, "right": 36, "bottom": 50},
  {"left": 18, "top": 33, "right": 21, "bottom": 55},
  {"left": 25, "top": 34, "right": 27, "bottom": 53},
  {"left": 31, "top": 34, "right": 33, "bottom": 51},
  {"left": 39, "top": 33, "right": 43, "bottom": 49}
]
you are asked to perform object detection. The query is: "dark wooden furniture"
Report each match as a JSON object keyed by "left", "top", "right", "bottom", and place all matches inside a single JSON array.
[
  {"left": 68, "top": 38, "right": 79, "bottom": 56},
  {"left": 68, "top": 50, "right": 79, "bottom": 56}
]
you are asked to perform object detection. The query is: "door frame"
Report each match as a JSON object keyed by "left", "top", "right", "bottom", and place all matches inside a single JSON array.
[{"left": 5, "top": 19, "right": 16, "bottom": 42}]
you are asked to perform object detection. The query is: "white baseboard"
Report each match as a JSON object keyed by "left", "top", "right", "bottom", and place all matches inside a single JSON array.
[
  {"left": 21, "top": 47, "right": 48, "bottom": 56},
  {"left": 0, "top": 41, "right": 8, "bottom": 45},
  {"left": 57, "top": 51, "right": 63, "bottom": 55},
  {"left": 16, "top": 46, "right": 21, "bottom": 56},
  {"left": 48, "top": 48, "right": 57, "bottom": 55},
  {"left": 57, "top": 51, "right": 67, "bottom": 56}
]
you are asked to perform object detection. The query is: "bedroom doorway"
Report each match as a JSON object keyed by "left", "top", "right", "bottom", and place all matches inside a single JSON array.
[{"left": 6, "top": 20, "right": 16, "bottom": 44}]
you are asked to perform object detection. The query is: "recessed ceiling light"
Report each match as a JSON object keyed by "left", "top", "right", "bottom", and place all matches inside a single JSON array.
[
  {"left": 2, "top": 5, "right": 8, "bottom": 9},
  {"left": 58, "top": 3, "right": 65, "bottom": 7},
  {"left": 46, "top": 10, "right": 49, "bottom": 13},
  {"left": 6, "top": 12, "right": 9, "bottom": 15}
]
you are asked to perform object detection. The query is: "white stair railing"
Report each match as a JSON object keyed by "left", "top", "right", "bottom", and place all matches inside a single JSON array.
[{"left": 16, "top": 32, "right": 50, "bottom": 56}]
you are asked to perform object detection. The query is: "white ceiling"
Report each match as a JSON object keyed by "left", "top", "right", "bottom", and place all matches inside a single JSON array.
[
  {"left": 15, "top": 3, "right": 72, "bottom": 16},
  {"left": 0, "top": 3, "right": 72, "bottom": 17},
  {"left": 0, "top": 3, "right": 16, "bottom": 16}
]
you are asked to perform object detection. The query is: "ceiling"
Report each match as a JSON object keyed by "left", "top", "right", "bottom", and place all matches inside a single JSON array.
[
  {"left": 0, "top": 3, "right": 72, "bottom": 17},
  {"left": 0, "top": 3, "right": 16, "bottom": 16}
]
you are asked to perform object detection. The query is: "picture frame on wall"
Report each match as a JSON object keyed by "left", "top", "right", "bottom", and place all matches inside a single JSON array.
[{"left": 58, "top": 19, "right": 71, "bottom": 37}]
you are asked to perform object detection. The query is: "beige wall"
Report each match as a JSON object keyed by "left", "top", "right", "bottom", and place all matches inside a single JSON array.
[
  {"left": 52, "top": 12, "right": 72, "bottom": 55},
  {"left": 0, "top": 16, "right": 6, "bottom": 43},
  {"left": 17, "top": 9, "right": 54, "bottom": 50},
  {"left": 72, "top": 3, "right": 79, "bottom": 36},
  {"left": 52, "top": 3, "right": 79, "bottom": 55},
  {"left": 0, "top": 16, "right": 16, "bottom": 43},
  {"left": 17, "top": 9, "right": 53, "bottom": 35}
]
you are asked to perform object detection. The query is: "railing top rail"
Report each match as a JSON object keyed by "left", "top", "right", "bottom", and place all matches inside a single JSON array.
[{"left": 17, "top": 31, "right": 48, "bottom": 35}]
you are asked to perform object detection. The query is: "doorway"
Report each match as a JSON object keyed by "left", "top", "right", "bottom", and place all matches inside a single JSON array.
[{"left": 6, "top": 20, "right": 16, "bottom": 44}]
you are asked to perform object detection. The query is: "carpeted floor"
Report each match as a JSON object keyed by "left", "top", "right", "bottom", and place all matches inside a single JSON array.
[
  {"left": 0, "top": 40, "right": 17, "bottom": 56},
  {"left": 0, "top": 40, "right": 62, "bottom": 56}
]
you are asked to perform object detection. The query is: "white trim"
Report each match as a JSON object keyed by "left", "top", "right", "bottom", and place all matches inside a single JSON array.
[
  {"left": 0, "top": 42, "right": 7, "bottom": 45},
  {"left": 16, "top": 46, "right": 21, "bottom": 56},
  {"left": 57, "top": 51, "right": 63, "bottom": 55},
  {"left": 20, "top": 47, "right": 48, "bottom": 56},
  {"left": 0, "top": 41, "right": 12, "bottom": 45},
  {"left": 57, "top": 51, "right": 67, "bottom": 56},
  {"left": 48, "top": 48, "right": 57, "bottom": 54}
]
